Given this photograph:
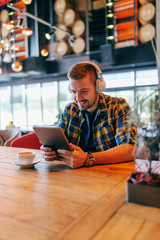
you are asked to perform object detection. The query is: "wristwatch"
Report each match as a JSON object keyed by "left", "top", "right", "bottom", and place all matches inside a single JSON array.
[{"left": 85, "top": 152, "right": 95, "bottom": 167}]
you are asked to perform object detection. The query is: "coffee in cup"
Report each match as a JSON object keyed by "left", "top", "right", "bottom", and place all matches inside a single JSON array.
[{"left": 17, "top": 151, "right": 36, "bottom": 164}]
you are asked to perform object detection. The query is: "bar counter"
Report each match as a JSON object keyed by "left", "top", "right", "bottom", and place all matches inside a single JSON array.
[{"left": 0, "top": 146, "right": 160, "bottom": 240}]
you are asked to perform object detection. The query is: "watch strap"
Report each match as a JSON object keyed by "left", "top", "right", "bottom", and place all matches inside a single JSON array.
[{"left": 85, "top": 152, "right": 95, "bottom": 167}]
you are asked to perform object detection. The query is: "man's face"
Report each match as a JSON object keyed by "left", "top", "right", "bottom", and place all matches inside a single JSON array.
[{"left": 69, "top": 73, "right": 99, "bottom": 112}]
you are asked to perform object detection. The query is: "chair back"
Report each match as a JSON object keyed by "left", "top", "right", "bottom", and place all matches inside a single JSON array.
[
  {"left": 4, "top": 130, "right": 21, "bottom": 147},
  {"left": 10, "top": 132, "right": 42, "bottom": 149},
  {"left": 0, "top": 128, "right": 20, "bottom": 146}
]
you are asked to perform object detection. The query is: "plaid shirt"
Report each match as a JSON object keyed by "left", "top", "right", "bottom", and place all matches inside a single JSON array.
[{"left": 58, "top": 93, "right": 138, "bottom": 152}]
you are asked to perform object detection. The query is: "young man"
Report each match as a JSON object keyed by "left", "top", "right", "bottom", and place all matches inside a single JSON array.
[{"left": 41, "top": 62, "right": 138, "bottom": 168}]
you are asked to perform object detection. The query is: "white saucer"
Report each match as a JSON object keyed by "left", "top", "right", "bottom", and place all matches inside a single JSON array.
[{"left": 14, "top": 159, "right": 41, "bottom": 168}]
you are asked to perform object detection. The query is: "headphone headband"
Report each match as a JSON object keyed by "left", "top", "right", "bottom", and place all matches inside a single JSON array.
[{"left": 76, "top": 61, "right": 102, "bottom": 76}]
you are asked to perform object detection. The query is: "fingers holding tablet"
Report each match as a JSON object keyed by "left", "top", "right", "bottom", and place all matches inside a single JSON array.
[{"left": 40, "top": 145, "right": 58, "bottom": 161}]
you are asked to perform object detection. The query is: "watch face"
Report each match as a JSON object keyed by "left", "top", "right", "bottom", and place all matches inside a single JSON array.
[
  {"left": 85, "top": 153, "right": 95, "bottom": 167},
  {"left": 88, "top": 159, "right": 95, "bottom": 166}
]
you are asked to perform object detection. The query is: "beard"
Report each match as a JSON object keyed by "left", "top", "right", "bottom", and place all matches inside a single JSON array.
[{"left": 76, "top": 94, "right": 98, "bottom": 111}]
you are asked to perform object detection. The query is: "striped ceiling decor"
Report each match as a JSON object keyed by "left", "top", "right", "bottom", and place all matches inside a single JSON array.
[{"left": 0, "top": 0, "right": 12, "bottom": 7}]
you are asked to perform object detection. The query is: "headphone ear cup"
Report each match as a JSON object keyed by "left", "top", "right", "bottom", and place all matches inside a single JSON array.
[
  {"left": 96, "top": 78, "right": 101, "bottom": 93},
  {"left": 96, "top": 76, "right": 106, "bottom": 93}
]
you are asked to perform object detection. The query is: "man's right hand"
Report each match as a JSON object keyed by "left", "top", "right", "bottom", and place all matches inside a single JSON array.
[{"left": 40, "top": 145, "right": 58, "bottom": 161}]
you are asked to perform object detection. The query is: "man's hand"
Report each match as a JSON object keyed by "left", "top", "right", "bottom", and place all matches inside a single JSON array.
[
  {"left": 40, "top": 145, "right": 58, "bottom": 161},
  {"left": 57, "top": 143, "right": 87, "bottom": 169}
]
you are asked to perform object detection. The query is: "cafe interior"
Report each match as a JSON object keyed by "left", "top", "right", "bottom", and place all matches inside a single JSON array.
[{"left": 0, "top": 0, "right": 160, "bottom": 239}]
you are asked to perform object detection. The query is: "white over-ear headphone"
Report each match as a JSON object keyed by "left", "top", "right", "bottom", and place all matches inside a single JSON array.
[{"left": 76, "top": 61, "right": 106, "bottom": 93}]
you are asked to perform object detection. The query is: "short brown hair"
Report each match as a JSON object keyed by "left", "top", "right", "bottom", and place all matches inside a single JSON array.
[{"left": 67, "top": 63, "right": 98, "bottom": 80}]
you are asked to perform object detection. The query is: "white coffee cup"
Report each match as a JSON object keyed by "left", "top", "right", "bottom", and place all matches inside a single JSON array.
[{"left": 17, "top": 151, "right": 36, "bottom": 164}]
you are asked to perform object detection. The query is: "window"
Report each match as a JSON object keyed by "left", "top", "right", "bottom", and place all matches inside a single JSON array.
[
  {"left": 0, "top": 68, "right": 158, "bottom": 129},
  {"left": 42, "top": 82, "right": 58, "bottom": 125},
  {"left": 59, "top": 81, "right": 72, "bottom": 112},
  {"left": 0, "top": 87, "right": 12, "bottom": 128},
  {"left": 136, "top": 69, "right": 158, "bottom": 86},
  {"left": 12, "top": 85, "right": 27, "bottom": 128},
  {"left": 104, "top": 71, "right": 134, "bottom": 88},
  {"left": 26, "top": 84, "right": 42, "bottom": 127},
  {"left": 135, "top": 86, "right": 158, "bottom": 125}
]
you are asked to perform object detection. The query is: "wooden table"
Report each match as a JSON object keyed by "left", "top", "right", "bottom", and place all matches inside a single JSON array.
[{"left": 0, "top": 146, "right": 160, "bottom": 240}]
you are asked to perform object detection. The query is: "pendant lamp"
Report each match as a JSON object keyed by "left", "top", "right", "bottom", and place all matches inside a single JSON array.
[
  {"left": 22, "top": 28, "right": 33, "bottom": 36},
  {"left": 22, "top": 0, "right": 32, "bottom": 5},
  {"left": 11, "top": 61, "right": 22, "bottom": 72},
  {"left": 41, "top": 49, "right": 48, "bottom": 57}
]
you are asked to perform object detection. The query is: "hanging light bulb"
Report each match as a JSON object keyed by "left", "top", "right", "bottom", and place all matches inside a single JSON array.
[
  {"left": 45, "top": 33, "right": 51, "bottom": 40},
  {"left": 22, "top": 0, "right": 32, "bottom": 5},
  {"left": 22, "top": 28, "right": 33, "bottom": 36},
  {"left": 11, "top": 43, "right": 19, "bottom": 51},
  {"left": 0, "top": 44, "right": 3, "bottom": 54},
  {"left": 45, "top": 30, "right": 54, "bottom": 40},
  {"left": 3, "top": 38, "right": 10, "bottom": 49},
  {"left": 11, "top": 61, "right": 22, "bottom": 72},
  {"left": 3, "top": 22, "right": 14, "bottom": 30},
  {"left": 41, "top": 49, "right": 48, "bottom": 57}
]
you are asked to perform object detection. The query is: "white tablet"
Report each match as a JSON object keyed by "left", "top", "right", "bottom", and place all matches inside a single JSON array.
[{"left": 33, "top": 126, "right": 71, "bottom": 151}]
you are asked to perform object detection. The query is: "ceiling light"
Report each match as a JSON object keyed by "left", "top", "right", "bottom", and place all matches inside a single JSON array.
[
  {"left": 45, "top": 30, "right": 55, "bottom": 40},
  {"left": 22, "top": 28, "right": 33, "bottom": 36},
  {"left": 45, "top": 33, "right": 51, "bottom": 40},
  {"left": 0, "top": 44, "right": 3, "bottom": 54},
  {"left": 10, "top": 37, "right": 15, "bottom": 41},
  {"left": 3, "top": 38, "right": 10, "bottom": 48},
  {"left": 11, "top": 43, "right": 19, "bottom": 51},
  {"left": 3, "top": 22, "right": 14, "bottom": 30},
  {"left": 11, "top": 61, "right": 22, "bottom": 72},
  {"left": 107, "top": 13, "right": 114, "bottom": 18},
  {"left": 22, "top": 0, "right": 32, "bottom": 4},
  {"left": 106, "top": 2, "right": 113, "bottom": 7},
  {"left": 41, "top": 49, "right": 48, "bottom": 57}
]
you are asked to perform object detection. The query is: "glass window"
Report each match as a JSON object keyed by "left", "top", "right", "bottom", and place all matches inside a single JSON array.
[
  {"left": 12, "top": 85, "right": 27, "bottom": 128},
  {"left": 26, "top": 84, "right": 42, "bottom": 127},
  {"left": 42, "top": 82, "right": 58, "bottom": 125},
  {"left": 136, "top": 69, "right": 158, "bottom": 86},
  {"left": 0, "top": 87, "right": 12, "bottom": 128},
  {"left": 107, "top": 90, "right": 134, "bottom": 109},
  {"left": 103, "top": 71, "right": 134, "bottom": 88},
  {"left": 59, "top": 81, "right": 72, "bottom": 112},
  {"left": 135, "top": 86, "right": 158, "bottom": 126},
  {"left": 0, "top": 68, "right": 158, "bottom": 130}
]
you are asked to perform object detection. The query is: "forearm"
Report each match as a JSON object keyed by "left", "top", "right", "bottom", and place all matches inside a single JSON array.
[{"left": 92, "top": 144, "right": 137, "bottom": 165}]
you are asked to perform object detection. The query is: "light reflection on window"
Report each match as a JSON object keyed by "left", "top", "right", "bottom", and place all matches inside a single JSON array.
[
  {"left": 136, "top": 69, "right": 158, "bottom": 86},
  {"left": 26, "top": 84, "right": 42, "bottom": 127},
  {"left": 103, "top": 71, "right": 134, "bottom": 88},
  {"left": 0, "top": 87, "right": 12, "bottom": 128},
  {"left": 42, "top": 82, "right": 58, "bottom": 125},
  {"left": 59, "top": 81, "right": 72, "bottom": 112},
  {"left": 12, "top": 85, "right": 27, "bottom": 128}
]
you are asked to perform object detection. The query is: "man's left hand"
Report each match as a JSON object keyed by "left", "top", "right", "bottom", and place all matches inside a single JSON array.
[{"left": 57, "top": 143, "right": 87, "bottom": 168}]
